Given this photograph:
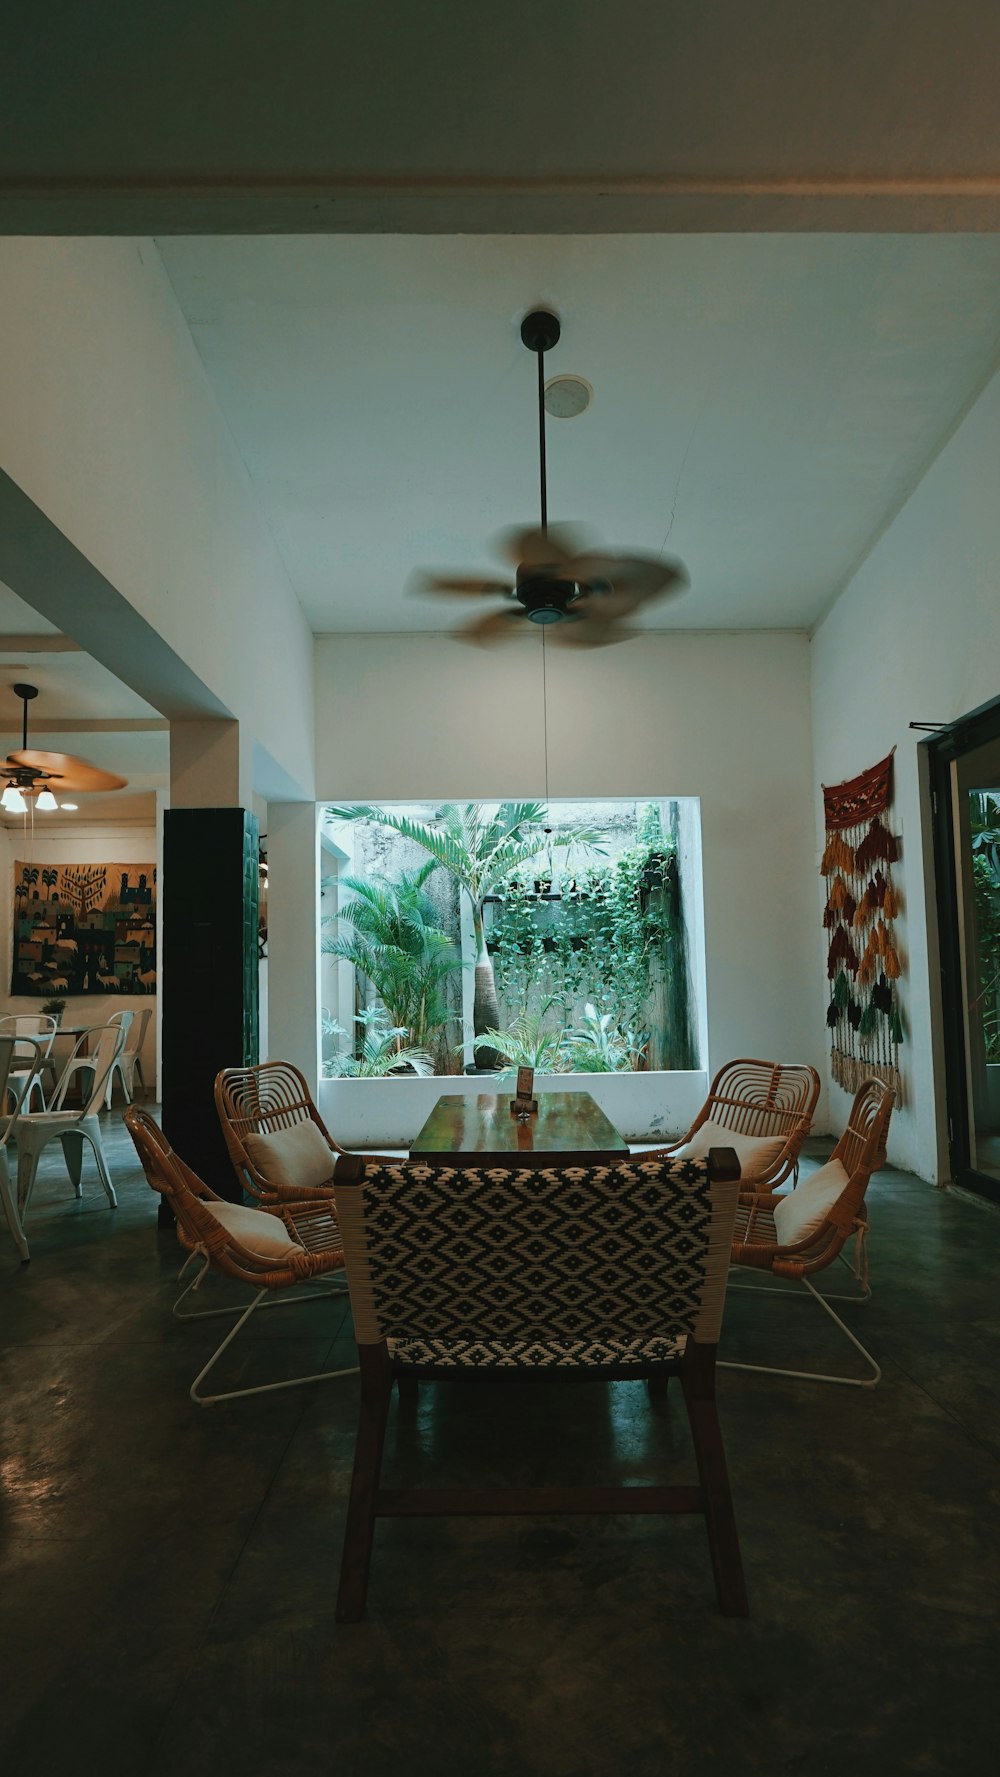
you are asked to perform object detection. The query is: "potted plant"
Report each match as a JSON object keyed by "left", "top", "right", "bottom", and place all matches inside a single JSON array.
[{"left": 40, "top": 996, "right": 66, "bottom": 1024}]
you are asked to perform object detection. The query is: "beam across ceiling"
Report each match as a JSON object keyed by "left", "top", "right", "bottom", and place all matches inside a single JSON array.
[{"left": 5, "top": 2, "right": 1000, "bottom": 235}]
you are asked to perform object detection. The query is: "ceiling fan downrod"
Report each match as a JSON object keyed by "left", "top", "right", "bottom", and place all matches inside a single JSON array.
[
  {"left": 12, "top": 682, "right": 38, "bottom": 754},
  {"left": 520, "top": 309, "right": 561, "bottom": 536}
]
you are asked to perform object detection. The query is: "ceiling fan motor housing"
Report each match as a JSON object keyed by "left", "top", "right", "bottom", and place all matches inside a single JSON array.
[{"left": 516, "top": 570, "right": 579, "bottom": 623}]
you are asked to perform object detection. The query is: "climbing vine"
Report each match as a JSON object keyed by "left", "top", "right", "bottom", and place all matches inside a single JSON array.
[{"left": 489, "top": 808, "right": 677, "bottom": 1068}]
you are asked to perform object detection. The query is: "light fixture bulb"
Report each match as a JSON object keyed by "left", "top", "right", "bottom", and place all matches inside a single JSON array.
[
  {"left": 1, "top": 784, "right": 27, "bottom": 813},
  {"left": 60, "top": 801, "right": 78, "bottom": 811},
  {"left": 36, "top": 788, "right": 58, "bottom": 811}
]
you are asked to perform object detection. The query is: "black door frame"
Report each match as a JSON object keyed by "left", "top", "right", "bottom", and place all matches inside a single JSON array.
[{"left": 924, "top": 692, "right": 1000, "bottom": 1205}]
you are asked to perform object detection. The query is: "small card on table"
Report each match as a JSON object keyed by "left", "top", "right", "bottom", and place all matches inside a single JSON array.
[{"left": 511, "top": 1065, "right": 538, "bottom": 1115}]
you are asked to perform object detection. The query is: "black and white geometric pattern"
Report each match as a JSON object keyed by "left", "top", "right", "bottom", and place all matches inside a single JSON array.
[
  {"left": 391, "top": 1333, "right": 687, "bottom": 1370},
  {"left": 337, "top": 1157, "right": 722, "bottom": 1366}
]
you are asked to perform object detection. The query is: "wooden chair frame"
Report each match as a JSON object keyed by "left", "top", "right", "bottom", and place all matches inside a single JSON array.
[
  {"left": 124, "top": 1106, "right": 356, "bottom": 1406},
  {"left": 332, "top": 1148, "right": 748, "bottom": 1622},
  {"left": 722, "top": 1077, "right": 895, "bottom": 1389},
  {"left": 658, "top": 1057, "right": 821, "bottom": 1191}
]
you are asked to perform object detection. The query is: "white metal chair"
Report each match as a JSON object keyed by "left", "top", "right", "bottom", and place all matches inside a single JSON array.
[
  {"left": 0, "top": 1013, "right": 58, "bottom": 1113},
  {"left": 56, "top": 1010, "right": 132, "bottom": 1106},
  {"left": 13, "top": 1022, "right": 126, "bottom": 1239},
  {"left": 0, "top": 1034, "right": 41, "bottom": 1262},
  {"left": 104, "top": 1006, "right": 152, "bottom": 1107}
]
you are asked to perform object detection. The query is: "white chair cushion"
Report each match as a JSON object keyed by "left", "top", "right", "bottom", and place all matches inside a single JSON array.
[
  {"left": 772, "top": 1158, "right": 850, "bottom": 1246},
  {"left": 242, "top": 1119, "right": 336, "bottom": 1191},
  {"left": 672, "top": 1118, "right": 785, "bottom": 1180},
  {"left": 200, "top": 1198, "right": 302, "bottom": 1260}
]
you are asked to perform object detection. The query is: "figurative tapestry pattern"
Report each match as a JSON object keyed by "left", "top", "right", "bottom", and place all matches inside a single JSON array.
[
  {"left": 11, "top": 862, "right": 156, "bottom": 996},
  {"left": 821, "top": 752, "right": 904, "bottom": 1102}
]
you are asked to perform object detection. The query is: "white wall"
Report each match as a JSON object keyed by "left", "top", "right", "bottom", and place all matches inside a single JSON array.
[
  {"left": 0, "top": 819, "right": 158, "bottom": 1090},
  {"left": 812, "top": 363, "right": 1000, "bottom": 1180},
  {"left": 315, "top": 629, "right": 821, "bottom": 1095},
  {"left": 0, "top": 239, "right": 315, "bottom": 800}
]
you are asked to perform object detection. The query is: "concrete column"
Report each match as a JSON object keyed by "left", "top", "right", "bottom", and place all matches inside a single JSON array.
[
  {"left": 169, "top": 717, "right": 251, "bottom": 807},
  {"left": 267, "top": 801, "right": 321, "bottom": 1094},
  {"left": 160, "top": 717, "right": 259, "bottom": 1203}
]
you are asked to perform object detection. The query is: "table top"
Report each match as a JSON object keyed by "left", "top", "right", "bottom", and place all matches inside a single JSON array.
[{"left": 409, "top": 1090, "right": 630, "bottom": 1168}]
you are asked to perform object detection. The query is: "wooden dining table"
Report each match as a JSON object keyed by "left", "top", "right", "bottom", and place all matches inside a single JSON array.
[{"left": 409, "top": 1089, "right": 630, "bottom": 1168}]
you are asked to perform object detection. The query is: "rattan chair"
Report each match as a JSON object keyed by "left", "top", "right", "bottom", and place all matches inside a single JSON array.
[
  {"left": 124, "top": 1106, "right": 357, "bottom": 1406},
  {"left": 722, "top": 1076, "right": 895, "bottom": 1389},
  {"left": 659, "top": 1058, "right": 821, "bottom": 1192},
  {"left": 332, "top": 1146, "right": 747, "bottom": 1621},
  {"left": 215, "top": 1059, "right": 344, "bottom": 1204}
]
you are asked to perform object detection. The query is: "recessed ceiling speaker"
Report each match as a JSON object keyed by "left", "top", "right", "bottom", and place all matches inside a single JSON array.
[{"left": 544, "top": 374, "right": 593, "bottom": 419}]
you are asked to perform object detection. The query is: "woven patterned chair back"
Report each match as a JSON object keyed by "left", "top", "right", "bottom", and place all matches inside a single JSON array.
[
  {"left": 335, "top": 1155, "right": 741, "bottom": 1353},
  {"left": 698, "top": 1059, "right": 820, "bottom": 1140}
]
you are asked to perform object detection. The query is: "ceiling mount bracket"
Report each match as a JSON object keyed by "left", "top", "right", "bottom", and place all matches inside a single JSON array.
[{"left": 520, "top": 310, "right": 561, "bottom": 355}]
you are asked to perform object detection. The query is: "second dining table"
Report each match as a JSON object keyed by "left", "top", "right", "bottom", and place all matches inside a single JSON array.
[{"left": 409, "top": 1089, "right": 630, "bottom": 1168}]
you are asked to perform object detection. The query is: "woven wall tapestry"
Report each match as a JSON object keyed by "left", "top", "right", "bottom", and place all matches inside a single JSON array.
[
  {"left": 821, "top": 752, "right": 903, "bottom": 1102},
  {"left": 11, "top": 862, "right": 157, "bottom": 996}
]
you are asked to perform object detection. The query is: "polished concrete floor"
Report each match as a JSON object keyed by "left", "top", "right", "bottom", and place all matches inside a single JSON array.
[{"left": 2, "top": 1109, "right": 999, "bottom": 1777}]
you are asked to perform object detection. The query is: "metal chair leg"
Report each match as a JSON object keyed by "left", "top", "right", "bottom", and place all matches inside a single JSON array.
[
  {"left": 721, "top": 1272, "right": 881, "bottom": 1389},
  {"left": 0, "top": 1151, "right": 29, "bottom": 1262},
  {"left": 171, "top": 1258, "right": 357, "bottom": 1407}
]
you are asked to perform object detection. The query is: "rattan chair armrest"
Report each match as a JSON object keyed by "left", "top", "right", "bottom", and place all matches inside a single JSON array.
[
  {"left": 246, "top": 1177, "right": 336, "bottom": 1205},
  {"left": 738, "top": 1188, "right": 784, "bottom": 1210}
]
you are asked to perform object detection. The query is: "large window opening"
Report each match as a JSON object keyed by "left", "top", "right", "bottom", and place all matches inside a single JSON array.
[{"left": 320, "top": 799, "right": 705, "bottom": 1080}]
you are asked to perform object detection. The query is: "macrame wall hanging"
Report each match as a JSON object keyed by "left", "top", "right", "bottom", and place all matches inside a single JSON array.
[{"left": 821, "top": 750, "right": 904, "bottom": 1103}]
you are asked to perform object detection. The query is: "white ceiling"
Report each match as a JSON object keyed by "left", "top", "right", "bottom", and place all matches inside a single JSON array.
[
  {"left": 159, "top": 234, "right": 1000, "bottom": 635},
  {"left": 0, "top": 579, "right": 167, "bottom": 821}
]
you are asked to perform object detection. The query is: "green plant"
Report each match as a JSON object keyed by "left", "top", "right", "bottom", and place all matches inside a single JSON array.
[
  {"left": 489, "top": 809, "right": 675, "bottom": 1066},
  {"left": 322, "top": 863, "right": 462, "bottom": 1056},
  {"left": 971, "top": 794, "right": 1000, "bottom": 1064},
  {"left": 326, "top": 801, "right": 601, "bottom": 1065},
  {"left": 41, "top": 996, "right": 66, "bottom": 1017},
  {"left": 563, "top": 1002, "right": 647, "bottom": 1073},
  {"left": 472, "top": 1000, "right": 571, "bottom": 1077},
  {"left": 322, "top": 1008, "right": 434, "bottom": 1079}
]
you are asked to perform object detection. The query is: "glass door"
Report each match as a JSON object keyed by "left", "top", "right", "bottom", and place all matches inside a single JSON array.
[
  {"left": 955, "top": 755, "right": 1000, "bottom": 1187},
  {"left": 927, "top": 700, "right": 1000, "bottom": 1203}
]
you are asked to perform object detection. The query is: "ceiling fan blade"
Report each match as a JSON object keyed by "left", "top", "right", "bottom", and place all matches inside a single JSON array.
[
  {"left": 8, "top": 749, "right": 128, "bottom": 792},
  {"left": 455, "top": 608, "right": 528, "bottom": 646},
  {"left": 493, "top": 522, "right": 592, "bottom": 573},
  {"left": 410, "top": 571, "right": 515, "bottom": 599},
  {"left": 549, "top": 617, "right": 634, "bottom": 649},
  {"left": 572, "top": 551, "right": 689, "bottom": 609}
]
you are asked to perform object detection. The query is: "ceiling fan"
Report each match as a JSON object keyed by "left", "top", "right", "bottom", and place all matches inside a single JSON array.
[
  {"left": 1, "top": 682, "right": 127, "bottom": 813},
  {"left": 412, "top": 309, "right": 690, "bottom": 645}
]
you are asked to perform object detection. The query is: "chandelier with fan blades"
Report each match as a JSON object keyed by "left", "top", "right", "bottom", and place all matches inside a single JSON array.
[{"left": 1, "top": 682, "right": 127, "bottom": 814}]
